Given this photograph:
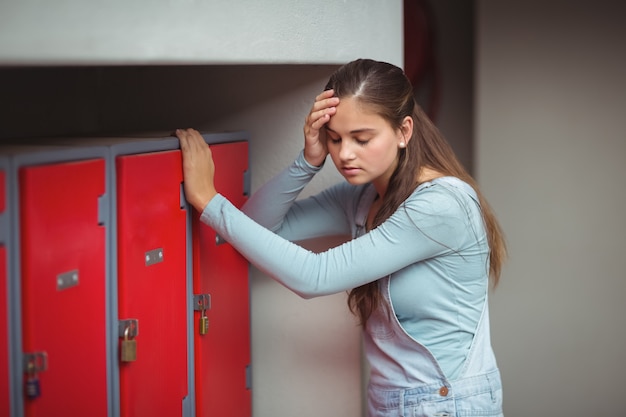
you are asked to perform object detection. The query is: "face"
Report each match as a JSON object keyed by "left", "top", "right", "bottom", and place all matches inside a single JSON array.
[{"left": 325, "top": 97, "right": 410, "bottom": 194}]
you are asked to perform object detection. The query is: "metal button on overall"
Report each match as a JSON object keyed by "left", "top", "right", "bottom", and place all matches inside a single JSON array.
[{"left": 438, "top": 386, "right": 449, "bottom": 396}]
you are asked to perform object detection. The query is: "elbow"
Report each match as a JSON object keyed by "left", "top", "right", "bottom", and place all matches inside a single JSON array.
[
  {"left": 291, "top": 286, "right": 321, "bottom": 300},
  {"left": 286, "top": 280, "right": 329, "bottom": 300}
]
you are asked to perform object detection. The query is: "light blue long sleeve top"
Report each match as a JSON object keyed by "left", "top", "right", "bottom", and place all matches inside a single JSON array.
[{"left": 200, "top": 151, "right": 490, "bottom": 379}]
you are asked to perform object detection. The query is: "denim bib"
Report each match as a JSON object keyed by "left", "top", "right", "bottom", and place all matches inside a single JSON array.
[{"left": 356, "top": 178, "right": 504, "bottom": 417}]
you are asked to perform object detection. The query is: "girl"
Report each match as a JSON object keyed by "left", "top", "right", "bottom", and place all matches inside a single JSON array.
[{"left": 177, "top": 58, "right": 506, "bottom": 417}]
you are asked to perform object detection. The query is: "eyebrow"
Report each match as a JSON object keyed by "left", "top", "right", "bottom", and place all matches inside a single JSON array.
[{"left": 326, "top": 127, "right": 377, "bottom": 135}]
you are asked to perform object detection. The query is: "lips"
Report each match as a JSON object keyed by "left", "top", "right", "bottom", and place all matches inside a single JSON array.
[{"left": 341, "top": 166, "right": 361, "bottom": 176}]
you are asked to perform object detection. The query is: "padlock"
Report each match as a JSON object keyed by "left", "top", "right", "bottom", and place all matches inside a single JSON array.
[
  {"left": 25, "top": 375, "right": 41, "bottom": 400},
  {"left": 199, "top": 314, "right": 209, "bottom": 335},
  {"left": 120, "top": 327, "right": 137, "bottom": 362}
]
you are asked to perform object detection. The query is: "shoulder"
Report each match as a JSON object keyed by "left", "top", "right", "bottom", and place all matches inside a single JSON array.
[{"left": 405, "top": 177, "right": 480, "bottom": 218}]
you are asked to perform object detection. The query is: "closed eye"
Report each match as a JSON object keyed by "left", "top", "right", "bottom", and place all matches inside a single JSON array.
[
  {"left": 326, "top": 128, "right": 375, "bottom": 145},
  {"left": 326, "top": 131, "right": 341, "bottom": 144}
]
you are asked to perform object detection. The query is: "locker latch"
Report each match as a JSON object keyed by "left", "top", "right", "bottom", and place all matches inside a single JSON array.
[
  {"left": 193, "top": 294, "right": 211, "bottom": 336},
  {"left": 118, "top": 319, "right": 139, "bottom": 338},
  {"left": 23, "top": 352, "right": 48, "bottom": 374},
  {"left": 193, "top": 294, "right": 211, "bottom": 311}
]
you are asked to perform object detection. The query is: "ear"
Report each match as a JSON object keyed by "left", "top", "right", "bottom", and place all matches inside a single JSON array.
[{"left": 399, "top": 115, "right": 413, "bottom": 146}]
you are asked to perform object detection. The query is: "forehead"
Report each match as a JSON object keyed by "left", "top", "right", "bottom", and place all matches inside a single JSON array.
[{"left": 327, "top": 97, "right": 388, "bottom": 133}]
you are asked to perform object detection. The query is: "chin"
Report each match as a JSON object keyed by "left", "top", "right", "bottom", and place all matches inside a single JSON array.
[{"left": 343, "top": 176, "right": 369, "bottom": 186}]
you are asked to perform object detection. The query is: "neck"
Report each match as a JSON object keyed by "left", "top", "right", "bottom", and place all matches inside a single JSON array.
[
  {"left": 417, "top": 166, "right": 443, "bottom": 183},
  {"left": 372, "top": 180, "right": 388, "bottom": 201}
]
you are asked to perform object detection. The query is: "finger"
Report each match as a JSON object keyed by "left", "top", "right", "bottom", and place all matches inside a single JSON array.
[
  {"left": 177, "top": 129, "right": 202, "bottom": 148},
  {"left": 175, "top": 129, "right": 189, "bottom": 149},
  {"left": 312, "top": 89, "right": 339, "bottom": 110},
  {"left": 309, "top": 112, "right": 331, "bottom": 129},
  {"left": 311, "top": 96, "right": 339, "bottom": 113},
  {"left": 315, "top": 89, "right": 335, "bottom": 101},
  {"left": 306, "top": 106, "right": 337, "bottom": 127}
]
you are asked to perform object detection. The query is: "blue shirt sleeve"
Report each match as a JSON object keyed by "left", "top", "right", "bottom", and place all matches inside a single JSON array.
[
  {"left": 241, "top": 151, "right": 353, "bottom": 241},
  {"left": 200, "top": 181, "right": 477, "bottom": 299}
]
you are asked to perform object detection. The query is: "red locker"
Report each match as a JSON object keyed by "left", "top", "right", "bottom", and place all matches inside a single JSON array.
[
  {"left": 192, "top": 141, "right": 251, "bottom": 417},
  {"left": 0, "top": 165, "right": 9, "bottom": 417},
  {"left": 19, "top": 158, "right": 108, "bottom": 417},
  {"left": 116, "top": 149, "right": 188, "bottom": 417}
]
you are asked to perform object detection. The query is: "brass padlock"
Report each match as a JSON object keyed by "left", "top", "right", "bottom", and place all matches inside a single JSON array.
[
  {"left": 199, "top": 313, "right": 209, "bottom": 336},
  {"left": 121, "top": 327, "right": 137, "bottom": 362}
]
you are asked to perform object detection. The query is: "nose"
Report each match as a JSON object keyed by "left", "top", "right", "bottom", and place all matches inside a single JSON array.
[{"left": 339, "top": 141, "right": 356, "bottom": 161}]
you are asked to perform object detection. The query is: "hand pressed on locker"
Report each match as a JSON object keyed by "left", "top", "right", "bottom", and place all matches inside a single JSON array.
[{"left": 176, "top": 128, "right": 218, "bottom": 212}]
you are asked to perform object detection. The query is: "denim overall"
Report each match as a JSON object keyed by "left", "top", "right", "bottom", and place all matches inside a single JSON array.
[
  {"left": 363, "top": 278, "right": 503, "bottom": 417},
  {"left": 356, "top": 180, "right": 504, "bottom": 417}
]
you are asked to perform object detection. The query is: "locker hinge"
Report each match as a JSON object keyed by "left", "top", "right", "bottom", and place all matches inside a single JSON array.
[
  {"left": 0, "top": 212, "right": 8, "bottom": 244},
  {"left": 245, "top": 364, "right": 252, "bottom": 390},
  {"left": 180, "top": 183, "right": 186, "bottom": 210},
  {"left": 192, "top": 294, "right": 211, "bottom": 311},
  {"left": 97, "top": 193, "right": 109, "bottom": 226},
  {"left": 243, "top": 169, "right": 251, "bottom": 197}
]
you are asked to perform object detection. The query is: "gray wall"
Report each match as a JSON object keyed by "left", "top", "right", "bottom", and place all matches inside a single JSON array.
[{"left": 477, "top": 1, "right": 626, "bottom": 415}]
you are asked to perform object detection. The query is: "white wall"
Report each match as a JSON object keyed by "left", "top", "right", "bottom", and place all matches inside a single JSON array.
[
  {"left": 476, "top": 1, "right": 626, "bottom": 416},
  {"left": 0, "top": 0, "right": 402, "bottom": 66}
]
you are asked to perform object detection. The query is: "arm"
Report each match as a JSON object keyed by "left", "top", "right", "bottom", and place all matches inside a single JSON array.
[
  {"left": 242, "top": 89, "right": 341, "bottom": 235},
  {"left": 201, "top": 184, "right": 478, "bottom": 299},
  {"left": 241, "top": 151, "right": 353, "bottom": 241},
  {"left": 177, "top": 90, "right": 339, "bottom": 224}
]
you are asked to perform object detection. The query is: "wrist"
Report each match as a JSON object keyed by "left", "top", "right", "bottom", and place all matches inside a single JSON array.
[
  {"left": 192, "top": 189, "right": 217, "bottom": 213},
  {"left": 303, "top": 151, "right": 326, "bottom": 168}
]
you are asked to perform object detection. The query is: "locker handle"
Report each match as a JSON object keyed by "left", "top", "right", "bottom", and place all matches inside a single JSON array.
[
  {"left": 145, "top": 248, "right": 164, "bottom": 266},
  {"left": 57, "top": 269, "right": 79, "bottom": 291}
]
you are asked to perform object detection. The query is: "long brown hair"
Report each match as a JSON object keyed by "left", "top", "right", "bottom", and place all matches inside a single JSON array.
[{"left": 325, "top": 59, "right": 506, "bottom": 325}]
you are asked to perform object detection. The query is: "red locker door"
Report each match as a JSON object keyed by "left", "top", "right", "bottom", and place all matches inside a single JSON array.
[
  {"left": 0, "top": 168, "right": 9, "bottom": 417},
  {"left": 19, "top": 159, "right": 108, "bottom": 417},
  {"left": 116, "top": 150, "right": 188, "bottom": 417},
  {"left": 192, "top": 141, "right": 251, "bottom": 417}
]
